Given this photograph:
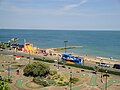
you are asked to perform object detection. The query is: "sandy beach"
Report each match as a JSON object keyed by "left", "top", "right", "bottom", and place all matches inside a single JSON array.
[{"left": 84, "top": 56, "right": 120, "bottom": 65}]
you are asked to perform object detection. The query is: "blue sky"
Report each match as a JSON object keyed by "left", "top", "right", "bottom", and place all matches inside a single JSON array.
[{"left": 0, "top": 0, "right": 120, "bottom": 30}]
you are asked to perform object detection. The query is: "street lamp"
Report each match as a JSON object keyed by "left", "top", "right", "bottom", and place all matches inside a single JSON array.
[
  {"left": 8, "top": 65, "right": 10, "bottom": 81},
  {"left": 57, "top": 54, "right": 60, "bottom": 70},
  {"left": 105, "top": 70, "right": 108, "bottom": 90},
  {"left": 63, "top": 41, "right": 68, "bottom": 68},
  {"left": 100, "top": 59, "right": 103, "bottom": 83},
  {"left": 64, "top": 41, "right": 68, "bottom": 53},
  {"left": 13, "top": 48, "right": 16, "bottom": 60},
  {"left": 29, "top": 50, "right": 30, "bottom": 64},
  {"left": 68, "top": 67, "right": 72, "bottom": 90}
]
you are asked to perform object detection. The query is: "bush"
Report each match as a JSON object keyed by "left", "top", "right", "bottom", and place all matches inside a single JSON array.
[
  {"left": 47, "top": 75, "right": 51, "bottom": 79},
  {"left": 52, "top": 74, "right": 59, "bottom": 80},
  {"left": 46, "top": 79, "right": 56, "bottom": 85},
  {"left": 33, "top": 77, "right": 49, "bottom": 87},
  {"left": 60, "top": 76, "right": 64, "bottom": 81},
  {"left": 23, "top": 62, "right": 50, "bottom": 77},
  {"left": 49, "top": 71, "right": 57, "bottom": 76},
  {"left": 70, "top": 77, "right": 79, "bottom": 84},
  {"left": 33, "top": 77, "right": 56, "bottom": 86},
  {"left": 57, "top": 82, "right": 69, "bottom": 86}
]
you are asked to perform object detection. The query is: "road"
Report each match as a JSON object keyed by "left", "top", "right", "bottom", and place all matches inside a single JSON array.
[
  {"left": 0, "top": 49, "right": 120, "bottom": 72},
  {"left": 0, "top": 49, "right": 52, "bottom": 60}
]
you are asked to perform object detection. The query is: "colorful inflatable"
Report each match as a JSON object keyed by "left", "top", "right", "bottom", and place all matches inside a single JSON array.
[
  {"left": 61, "top": 54, "right": 82, "bottom": 65},
  {"left": 24, "top": 43, "right": 34, "bottom": 54}
]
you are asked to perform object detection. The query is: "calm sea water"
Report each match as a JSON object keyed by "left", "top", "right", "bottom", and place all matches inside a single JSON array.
[{"left": 0, "top": 29, "right": 120, "bottom": 59}]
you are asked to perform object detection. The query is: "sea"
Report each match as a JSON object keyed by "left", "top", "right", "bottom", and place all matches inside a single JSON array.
[{"left": 0, "top": 29, "right": 120, "bottom": 60}]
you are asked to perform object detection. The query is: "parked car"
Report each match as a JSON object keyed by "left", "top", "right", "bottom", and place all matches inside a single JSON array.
[
  {"left": 113, "top": 64, "right": 120, "bottom": 69},
  {"left": 0, "top": 48, "right": 3, "bottom": 51},
  {"left": 98, "top": 63, "right": 110, "bottom": 68}
]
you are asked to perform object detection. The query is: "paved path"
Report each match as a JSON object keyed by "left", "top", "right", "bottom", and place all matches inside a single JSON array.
[{"left": 71, "top": 85, "right": 86, "bottom": 90}]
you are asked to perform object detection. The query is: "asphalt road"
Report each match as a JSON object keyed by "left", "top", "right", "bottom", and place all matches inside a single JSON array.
[
  {"left": 0, "top": 49, "right": 51, "bottom": 60},
  {"left": 0, "top": 49, "right": 120, "bottom": 72}
]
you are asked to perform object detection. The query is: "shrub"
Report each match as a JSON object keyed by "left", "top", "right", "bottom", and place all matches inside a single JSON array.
[
  {"left": 58, "top": 74, "right": 60, "bottom": 78},
  {"left": 52, "top": 74, "right": 59, "bottom": 80},
  {"left": 47, "top": 75, "right": 51, "bottom": 79},
  {"left": 46, "top": 79, "right": 56, "bottom": 85},
  {"left": 49, "top": 71, "right": 57, "bottom": 76},
  {"left": 57, "top": 82, "right": 69, "bottom": 86},
  {"left": 60, "top": 76, "right": 64, "bottom": 81},
  {"left": 33, "top": 77, "right": 49, "bottom": 87},
  {"left": 33, "top": 77, "right": 56, "bottom": 86},
  {"left": 70, "top": 77, "right": 79, "bottom": 84}
]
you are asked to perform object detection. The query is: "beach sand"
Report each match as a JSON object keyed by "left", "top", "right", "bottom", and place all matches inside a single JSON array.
[{"left": 84, "top": 56, "right": 120, "bottom": 65}]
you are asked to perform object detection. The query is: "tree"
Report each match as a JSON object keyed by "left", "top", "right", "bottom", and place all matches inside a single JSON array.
[
  {"left": 0, "top": 80, "right": 10, "bottom": 90},
  {"left": 23, "top": 62, "right": 50, "bottom": 77}
]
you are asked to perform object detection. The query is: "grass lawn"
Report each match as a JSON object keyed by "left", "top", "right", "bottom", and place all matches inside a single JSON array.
[
  {"left": 15, "top": 79, "right": 24, "bottom": 89},
  {"left": 87, "top": 75, "right": 97, "bottom": 86},
  {"left": 4, "top": 75, "right": 13, "bottom": 79},
  {"left": 99, "top": 80, "right": 120, "bottom": 89},
  {"left": 80, "top": 73, "right": 89, "bottom": 78}
]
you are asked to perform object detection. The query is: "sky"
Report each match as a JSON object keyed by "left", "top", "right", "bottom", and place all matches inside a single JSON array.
[{"left": 0, "top": 0, "right": 120, "bottom": 30}]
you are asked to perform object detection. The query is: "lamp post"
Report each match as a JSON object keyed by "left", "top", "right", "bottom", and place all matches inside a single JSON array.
[
  {"left": 8, "top": 65, "right": 10, "bottom": 81},
  {"left": 68, "top": 67, "right": 72, "bottom": 90},
  {"left": 101, "top": 59, "right": 103, "bottom": 83},
  {"left": 105, "top": 70, "right": 108, "bottom": 90},
  {"left": 64, "top": 41, "right": 68, "bottom": 53},
  {"left": 57, "top": 54, "right": 60, "bottom": 70},
  {"left": 29, "top": 50, "right": 30, "bottom": 64},
  {"left": 13, "top": 48, "right": 16, "bottom": 60},
  {"left": 63, "top": 41, "right": 68, "bottom": 68}
]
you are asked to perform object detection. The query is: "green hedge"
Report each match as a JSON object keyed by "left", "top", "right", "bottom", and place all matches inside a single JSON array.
[
  {"left": 99, "top": 69, "right": 120, "bottom": 76},
  {"left": 66, "top": 64, "right": 94, "bottom": 70},
  {"left": 34, "top": 58, "right": 55, "bottom": 63}
]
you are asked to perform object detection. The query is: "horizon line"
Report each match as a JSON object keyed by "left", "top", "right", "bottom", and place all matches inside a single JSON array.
[{"left": 0, "top": 28, "right": 120, "bottom": 31}]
